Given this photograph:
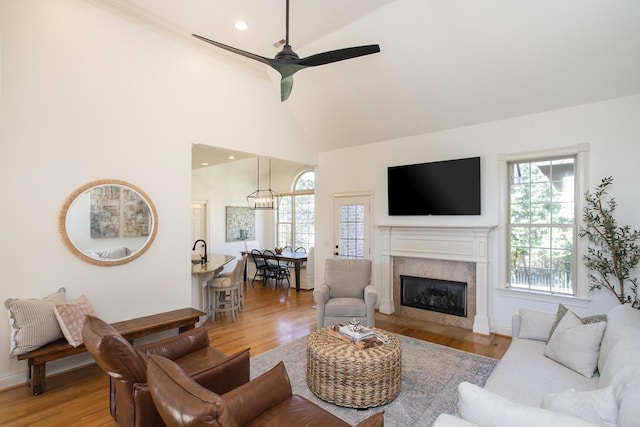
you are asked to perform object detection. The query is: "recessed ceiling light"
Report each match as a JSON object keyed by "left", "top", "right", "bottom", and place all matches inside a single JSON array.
[
  {"left": 235, "top": 20, "right": 248, "bottom": 31},
  {"left": 228, "top": 155, "right": 236, "bottom": 160},
  {"left": 201, "top": 162, "right": 210, "bottom": 166}
]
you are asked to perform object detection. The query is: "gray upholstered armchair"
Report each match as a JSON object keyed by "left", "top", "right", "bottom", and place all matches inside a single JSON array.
[{"left": 313, "top": 258, "right": 377, "bottom": 329}]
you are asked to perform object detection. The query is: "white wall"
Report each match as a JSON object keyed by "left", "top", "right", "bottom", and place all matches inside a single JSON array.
[
  {"left": 315, "top": 94, "right": 640, "bottom": 334},
  {"left": 0, "top": 0, "right": 315, "bottom": 389}
]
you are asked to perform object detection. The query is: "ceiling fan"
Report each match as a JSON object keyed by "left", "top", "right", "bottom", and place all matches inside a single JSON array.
[{"left": 192, "top": 0, "right": 380, "bottom": 101}]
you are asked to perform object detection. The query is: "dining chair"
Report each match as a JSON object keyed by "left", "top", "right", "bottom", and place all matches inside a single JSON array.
[
  {"left": 295, "top": 246, "right": 307, "bottom": 268},
  {"left": 250, "top": 249, "right": 268, "bottom": 286},
  {"left": 263, "top": 249, "right": 290, "bottom": 289}
]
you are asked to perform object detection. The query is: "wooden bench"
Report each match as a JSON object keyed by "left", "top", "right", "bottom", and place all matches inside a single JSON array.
[{"left": 17, "top": 307, "right": 204, "bottom": 395}]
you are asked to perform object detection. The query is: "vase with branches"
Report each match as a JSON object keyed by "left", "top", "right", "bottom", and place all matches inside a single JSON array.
[{"left": 579, "top": 176, "right": 640, "bottom": 308}]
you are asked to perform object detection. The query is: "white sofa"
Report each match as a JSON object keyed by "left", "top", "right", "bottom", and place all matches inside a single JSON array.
[{"left": 434, "top": 304, "right": 640, "bottom": 427}]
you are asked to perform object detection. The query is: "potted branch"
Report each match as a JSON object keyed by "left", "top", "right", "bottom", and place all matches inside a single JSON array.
[{"left": 579, "top": 176, "right": 640, "bottom": 308}]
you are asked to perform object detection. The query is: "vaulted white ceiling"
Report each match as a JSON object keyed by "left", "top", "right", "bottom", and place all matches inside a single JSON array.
[{"left": 101, "top": 0, "right": 640, "bottom": 159}]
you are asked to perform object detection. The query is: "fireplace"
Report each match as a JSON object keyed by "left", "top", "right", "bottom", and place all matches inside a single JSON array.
[
  {"left": 378, "top": 225, "right": 495, "bottom": 334},
  {"left": 400, "top": 275, "right": 467, "bottom": 317}
]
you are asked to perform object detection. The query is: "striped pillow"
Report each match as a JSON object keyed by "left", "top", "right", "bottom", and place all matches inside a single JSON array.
[{"left": 5, "top": 288, "right": 66, "bottom": 357}]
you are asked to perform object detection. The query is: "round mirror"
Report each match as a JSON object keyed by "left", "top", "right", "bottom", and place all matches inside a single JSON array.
[{"left": 59, "top": 179, "right": 158, "bottom": 266}]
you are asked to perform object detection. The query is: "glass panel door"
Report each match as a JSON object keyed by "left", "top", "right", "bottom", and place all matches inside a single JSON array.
[{"left": 333, "top": 195, "right": 370, "bottom": 259}]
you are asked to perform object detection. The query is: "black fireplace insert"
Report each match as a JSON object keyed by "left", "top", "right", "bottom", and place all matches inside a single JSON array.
[{"left": 400, "top": 275, "right": 467, "bottom": 317}]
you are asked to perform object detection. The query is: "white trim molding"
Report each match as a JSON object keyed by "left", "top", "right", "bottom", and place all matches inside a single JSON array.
[
  {"left": 497, "top": 143, "right": 590, "bottom": 300},
  {"left": 377, "top": 225, "right": 496, "bottom": 335}
]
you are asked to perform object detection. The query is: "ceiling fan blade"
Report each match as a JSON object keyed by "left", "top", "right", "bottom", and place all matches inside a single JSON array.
[
  {"left": 193, "top": 0, "right": 380, "bottom": 103},
  {"left": 280, "top": 76, "right": 294, "bottom": 102},
  {"left": 192, "top": 34, "right": 272, "bottom": 66},
  {"left": 298, "top": 44, "right": 380, "bottom": 67}
]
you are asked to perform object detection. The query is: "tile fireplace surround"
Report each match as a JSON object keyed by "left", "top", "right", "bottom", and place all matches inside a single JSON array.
[{"left": 377, "top": 225, "right": 496, "bottom": 335}]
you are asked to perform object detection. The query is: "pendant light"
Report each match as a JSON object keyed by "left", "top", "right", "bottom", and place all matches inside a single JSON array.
[{"left": 246, "top": 157, "right": 282, "bottom": 210}]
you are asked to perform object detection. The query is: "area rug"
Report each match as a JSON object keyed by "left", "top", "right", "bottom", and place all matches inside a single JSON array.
[{"left": 250, "top": 333, "right": 497, "bottom": 426}]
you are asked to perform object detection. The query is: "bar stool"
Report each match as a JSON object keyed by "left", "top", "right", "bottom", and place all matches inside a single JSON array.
[
  {"left": 208, "top": 255, "right": 246, "bottom": 321},
  {"left": 209, "top": 278, "right": 240, "bottom": 323}
]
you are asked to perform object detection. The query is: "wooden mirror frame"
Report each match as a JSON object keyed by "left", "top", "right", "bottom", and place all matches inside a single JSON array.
[{"left": 59, "top": 179, "right": 158, "bottom": 266}]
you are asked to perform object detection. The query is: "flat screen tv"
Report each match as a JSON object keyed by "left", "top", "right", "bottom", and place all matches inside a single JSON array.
[{"left": 387, "top": 157, "right": 481, "bottom": 215}]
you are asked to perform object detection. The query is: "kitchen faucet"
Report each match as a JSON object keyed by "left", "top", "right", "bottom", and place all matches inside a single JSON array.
[{"left": 192, "top": 239, "right": 207, "bottom": 264}]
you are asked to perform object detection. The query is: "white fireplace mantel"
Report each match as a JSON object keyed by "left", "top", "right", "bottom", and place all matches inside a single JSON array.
[{"left": 377, "top": 225, "right": 496, "bottom": 335}]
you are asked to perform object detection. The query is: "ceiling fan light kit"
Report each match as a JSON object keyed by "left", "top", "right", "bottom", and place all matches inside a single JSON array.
[{"left": 192, "top": 0, "right": 380, "bottom": 101}]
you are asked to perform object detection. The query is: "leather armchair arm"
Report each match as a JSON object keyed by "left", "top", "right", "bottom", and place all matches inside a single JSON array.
[
  {"left": 222, "top": 361, "right": 293, "bottom": 426},
  {"left": 132, "top": 383, "right": 165, "bottom": 427},
  {"left": 191, "top": 348, "right": 250, "bottom": 395},
  {"left": 136, "top": 326, "right": 210, "bottom": 361}
]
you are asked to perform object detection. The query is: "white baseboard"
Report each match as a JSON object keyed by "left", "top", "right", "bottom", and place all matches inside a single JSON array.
[
  {"left": 490, "top": 322, "right": 513, "bottom": 337},
  {"left": 0, "top": 352, "right": 95, "bottom": 392},
  {"left": 0, "top": 369, "right": 28, "bottom": 391}
]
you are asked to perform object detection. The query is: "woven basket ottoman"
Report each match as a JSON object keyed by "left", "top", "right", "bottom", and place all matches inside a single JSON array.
[{"left": 306, "top": 327, "right": 402, "bottom": 408}]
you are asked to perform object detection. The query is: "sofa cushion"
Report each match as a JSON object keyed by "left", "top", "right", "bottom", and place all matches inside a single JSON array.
[
  {"left": 484, "top": 336, "right": 599, "bottom": 407},
  {"left": 598, "top": 304, "right": 640, "bottom": 373},
  {"left": 4, "top": 287, "right": 66, "bottom": 357},
  {"left": 432, "top": 413, "right": 480, "bottom": 427},
  {"left": 541, "top": 387, "right": 618, "bottom": 427},
  {"left": 544, "top": 310, "right": 606, "bottom": 378},
  {"left": 598, "top": 337, "right": 640, "bottom": 427},
  {"left": 54, "top": 294, "right": 97, "bottom": 347},
  {"left": 518, "top": 308, "right": 557, "bottom": 341},
  {"left": 457, "top": 382, "right": 599, "bottom": 427}
]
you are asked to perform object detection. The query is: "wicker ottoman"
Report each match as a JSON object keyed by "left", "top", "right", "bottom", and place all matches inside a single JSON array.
[{"left": 306, "top": 327, "right": 401, "bottom": 408}]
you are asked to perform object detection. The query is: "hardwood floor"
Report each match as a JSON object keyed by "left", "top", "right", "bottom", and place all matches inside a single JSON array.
[{"left": 0, "top": 282, "right": 510, "bottom": 426}]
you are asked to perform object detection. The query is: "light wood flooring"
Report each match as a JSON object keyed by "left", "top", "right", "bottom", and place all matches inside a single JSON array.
[{"left": 0, "top": 282, "right": 510, "bottom": 427}]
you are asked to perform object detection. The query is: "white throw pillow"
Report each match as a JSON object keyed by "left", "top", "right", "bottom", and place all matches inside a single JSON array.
[
  {"left": 54, "top": 295, "right": 97, "bottom": 347},
  {"left": 457, "top": 382, "right": 599, "bottom": 427},
  {"left": 541, "top": 387, "right": 618, "bottom": 427},
  {"left": 544, "top": 310, "right": 606, "bottom": 378},
  {"left": 518, "top": 308, "right": 557, "bottom": 341}
]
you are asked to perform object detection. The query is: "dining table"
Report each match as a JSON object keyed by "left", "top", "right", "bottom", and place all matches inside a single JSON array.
[{"left": 243, "top": 250, "right": 308, "bottom": 292}]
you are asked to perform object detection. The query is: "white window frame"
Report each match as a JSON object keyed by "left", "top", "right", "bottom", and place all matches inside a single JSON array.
[
  {"left": 497, "top": 144, "right": 590, "bottom": 304},
  {"left": 276, "top": 170, "right": 315, "bottom": 251}
]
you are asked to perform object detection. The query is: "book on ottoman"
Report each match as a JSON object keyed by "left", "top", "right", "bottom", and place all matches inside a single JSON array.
[{"left": 339, "top": 325, "right": 375, "bottom": 341}]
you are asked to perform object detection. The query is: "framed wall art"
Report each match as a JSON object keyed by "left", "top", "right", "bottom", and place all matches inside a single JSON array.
[{"left": 226, "top": 206, "right": 255, "bottom": 242}]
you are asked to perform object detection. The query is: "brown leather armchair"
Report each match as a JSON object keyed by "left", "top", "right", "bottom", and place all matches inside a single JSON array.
[
  {"left": 147, "top": 354, "right": 384, "bottom": 427},
  {"left": 82, "top": 315, "right": 250, "bottom": 427}
]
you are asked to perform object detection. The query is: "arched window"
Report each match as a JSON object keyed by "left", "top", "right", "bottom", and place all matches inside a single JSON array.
[
  {"left": 294, "top": 170, "right": 315, "bottom": 191},
  {"left": 277, "top": 171, "right": 315, "bottom": 251}
]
